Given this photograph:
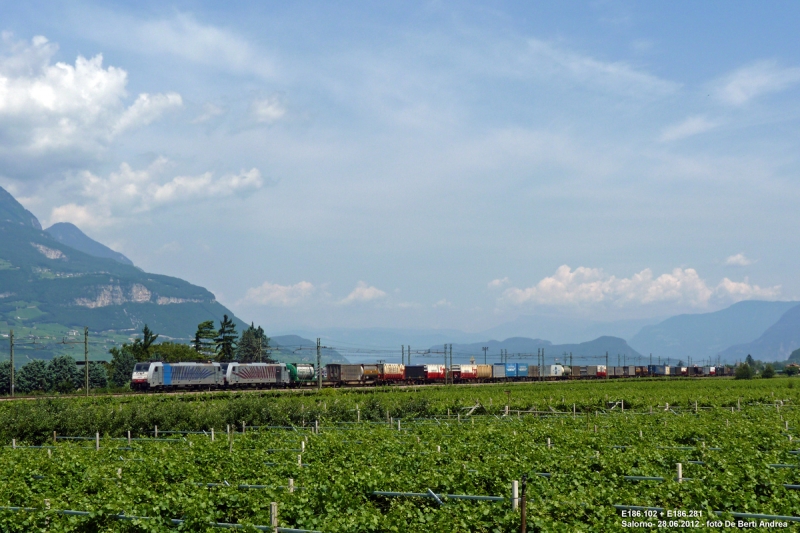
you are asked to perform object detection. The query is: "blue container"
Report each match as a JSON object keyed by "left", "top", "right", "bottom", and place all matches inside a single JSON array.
[
  {"left": 505, "top": 363, "right": 518, "bottom": 378},
  {"left": 516, "top": 363, "right": 528, "bottom": 376}
]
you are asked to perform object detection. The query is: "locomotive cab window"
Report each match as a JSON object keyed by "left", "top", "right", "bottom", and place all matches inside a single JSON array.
[{"left": 133, "top": 363, "right": 149, "bottom": 371}]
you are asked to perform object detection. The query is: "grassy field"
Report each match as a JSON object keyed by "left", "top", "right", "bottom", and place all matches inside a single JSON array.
[{"left": 0, "top": 378, "right": 798, "bottom": 532}]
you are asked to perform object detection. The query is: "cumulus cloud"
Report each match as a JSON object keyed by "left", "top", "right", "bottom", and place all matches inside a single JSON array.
[
  {"left": 500, "top": 265, "right": 780, "bottom": 309},
  {"left": 714, "top": 60, "right": 800, "bottom": 106},
  {"left": 240, "top": 281, "right": 315, "bottom": 307},
  {"left": 340, "top": 281, "right": 387, "bottom": 305},
  {"left": 252, "top": 95, "right": 286, "bottom": 123},
  {"left": 433, "top": 299, "right": 452, "bottom": 307},
  {"left": 47, "top": 158, "right": 264, "bottom": 227},
  {"left": 488, "top": 277, "right": 510, "bottom": 289},
  {"left": 725, "top": 253, "right": 753, "bottom": 266},
  {"left": 660, "top": 115, "right": 717, "bottom": 142},
  {"left": 0, "top": 34, "right": 181, "bottom": 161}
]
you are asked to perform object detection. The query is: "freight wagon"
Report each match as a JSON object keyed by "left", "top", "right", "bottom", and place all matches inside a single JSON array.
[{"left": 224, "top": 363, "right": 289, "bottom": 387}]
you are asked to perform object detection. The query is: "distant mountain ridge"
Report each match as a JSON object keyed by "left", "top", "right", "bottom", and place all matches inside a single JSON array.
[
  {"left": 433, "top": 336, "right": 642, "bottom": 365},
  {"left": 628, "top": 300, "right": 799, "bottom": 363},
  {"left": 719, "top": 305, "right": 800, "bottom": 362},
  {"left": 45, "top": 222, "right": 133, "bottom": 266},
  {"left": 0, "top": 186, "right": 245, "bottom": 350}
]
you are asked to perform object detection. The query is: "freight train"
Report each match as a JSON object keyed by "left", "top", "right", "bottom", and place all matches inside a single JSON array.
[{"left": 130, "top": 361, "right": 725, "bottom": 391}]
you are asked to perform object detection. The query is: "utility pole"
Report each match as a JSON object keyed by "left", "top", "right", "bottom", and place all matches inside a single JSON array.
[
  {"left": 449, "top": 344, "right": 452, "bottom": 384},
  {"left": 570, "top": 352, "right": 573, "bottom": 368},
  {"left": 316, "top": 338, "right": 321, "bottom": 391},
  {"left": 540, "top": 348, "right": 544, "bottom": 382},
  {"left": 650, "top": 353, "right": 652, "bottom": 367},
  {"left": 401, "top": 345, "right": 405, "bottom": 366},
  {"left": 482, "top": 346, "right": 488, "bottom": 365},
  {"left": 258, "top": 334, "right": 262, "bottom": 363},
  {"left": 9, "top": 330, "right": 13, "bottom": 398},
  {"left": 408, "top": 346, "right": 411, "bottom": 366},
  {"left": 443, "top": 344, "right": 448, "bottom": 384},
  {"left": 84, "top": 327, "right": 89, "bottom": 396}
]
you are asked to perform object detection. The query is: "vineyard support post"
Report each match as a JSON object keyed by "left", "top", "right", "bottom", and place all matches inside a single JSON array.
[
  {"left": 12, "top": 439, "right": 15, "bottom": 449},
  {"left": 512, "top": 480, "right": 518, "bottom": 510},
  {"left": 53, "top": 431, "right": 56, "bottom": 445},
  {"left": 676, "top": 463, "right": 682, "bottom": 483},
  {"left": 520, "top": 474, "right": 527, "bottom": 533},
  {"left": 211, "top": 428, "right": 214, "bottom": 442},
  {"left": 95, "top": 432, "right": 99, "bottom": 451},
  {"left": 227, "top": 424, "right": 230, "bottom": 442},
  {"left": 547, "top": 438, "right": 551, "bottom": 449},
  {"left": 573, "top": 404, "right": 576, "bottom": 418},
  {"left": 242, "top": 421, "right": 245, "bottom": 434},
  {"left": 288, "top": 478, "right": 294, "bottom": 493},
  {"left": 270, "top": 502, "right": 278, "bottom": 533},
  {"left": 155, "top": 425, "right": 158, "bottom": 438},
  {"left": 127, "top": 431, "right": 131, "bottom": 447}
]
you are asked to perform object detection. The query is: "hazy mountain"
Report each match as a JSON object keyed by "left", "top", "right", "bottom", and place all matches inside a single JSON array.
[
  {"left": 290, "top": 327, "right": 485, "bottom": 349},
  {"left": 271, "top": 334, "right": 348, "bottom": 364},
  {"left": 0, "top": 186, "right": 245, "bottom": 353},
  {"left": 481, "top": 314, "right": 661, "bottom": 345},
  {"left": 718, "top": 305, "right": 800, "bottom": 362},
  {"left": 628, "top": 300, "right": 799, "bottom": 363},
  {"left": 431, "top": 336, "right": 642, "bottom": 366},
  {"left": 0, "top": 187, "right": 41, "bottom": 230},
  {"left": 45, "top": 222, "right": 133, "bottom": 266}
]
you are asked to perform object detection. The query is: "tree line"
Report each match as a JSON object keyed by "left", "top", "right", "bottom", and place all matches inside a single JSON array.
[{"left": 0, "top": 315, "right": 273, "bottom": 394}]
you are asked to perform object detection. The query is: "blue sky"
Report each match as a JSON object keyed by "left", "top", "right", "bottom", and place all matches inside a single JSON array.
[{"left": 1, "top": 1, "right": 799, "bottom": 336}]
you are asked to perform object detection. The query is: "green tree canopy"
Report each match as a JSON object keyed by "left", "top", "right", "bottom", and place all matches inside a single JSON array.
[
  {"left": 193, "top": 320, "right": 217, "bottom": 355},
  {"left": 141, "top": 324, "right": 159, "bottom": 358},
  {"left": 48, "top": 355, "right": 82, "bottom": 393},
  {"left": 152, "top": 342, "right": 203, "bottom": 362},
  {"left": 109, "top": 345, "right": 137, "bottom": 388},
  {"left": 0, "top": 361, "right": 10, "bottom": 395},
  {"left": 236, "top": 323, "right": 272, "bottom": 363},
  {"left": 735, "top": 363, "right": 755, "bottom": 380},
  {"left": 762, "top": 364, "right": 776, "bottom": 379},
  {"left": 745, "top": 354, "right": 756, "bottom": 367},
  {"left": 89, "top": 362, "right": 108, "bottom": 388},
  {"left": 215, "top": 315, "right": 238, "bottom": 362},
  {"left": 17, "top": 360, "right": 49, "bottom": 393}
]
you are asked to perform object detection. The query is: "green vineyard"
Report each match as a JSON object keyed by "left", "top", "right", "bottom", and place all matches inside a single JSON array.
[{"left": 0, "top": 378, "right": 799, "bottom": 531}]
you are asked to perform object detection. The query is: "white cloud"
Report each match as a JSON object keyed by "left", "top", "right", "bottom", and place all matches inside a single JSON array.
[
  {"left": 501, "top": 265, "right": 780, "bottom": 309},
  {"left": 0, "top": 34, "right": 181, "bottom": 158},
  {"left": 252, "top": 95, "right": 286, "bottom": 123},
  {"left": 522, "top": 38, "right": 680, "bottom": 98},
  {"left": 340, "top": 281, "right": 387, "bottom": 305},
  {"left": 660, "top": 115, "right": 717, "bottom": 142},
  {"left": 241, "top": 281, "right": 316, "bottom": 307},
  {"left": 714, "top": 60, "right": 800, "bottom": 106},
  {"left": 191, "top": 102, "right": 224, "bottom": 124},
  {"left": 433, "top": 299, "right": 452, "bottom": 308},
  {"left": 133, "top": 14, "right": 275, "bottom": 78},
  {"left": 47, "top": 158, "right": 264, "bottom": 227},
  {"left": 724, "top": 253, "right": 753, "bottom": 266},
  {"left": 488, "top": 277, "right": 510, "bottom": 289}
]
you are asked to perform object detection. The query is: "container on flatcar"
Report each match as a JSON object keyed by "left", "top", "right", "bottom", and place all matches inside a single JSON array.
[
  {"left": 702, "top": 366, "right": 716, "bottom": 376},
  {"left": 516, "top": 363, "right": 529, "bottom": 377},
  {"left": 425, "top": 364, "right": 446, "bottom": 380},
  {"left": 476, "top": 364, "right": 493, "bottom": 379},
  {"left": 648, "top": 365, "right": 670, "bottom": 376},
  {"left": 505, "top": 363, "right": 518, "bottom": 378},
  {"left": 493, "top": 363, "right": 506, "bottom": 378},
  {"left": 362, "top": 365, "right": 380, "bottom": 380},
  {"left": 571, "top": 366, "right": 587, "bottom": 377},
  {"left": 635, "top": 366, "right": 647, "bottom": 376},
  {"left": 325, "top": 364, "right": 364, "bottom": 383},
  {"left": 288, "top": 363, "right": 316, "bottom": 382},
  {"left": 612, "top": 366, "right": 625, "bottom": 377},
  {"left": 404, "top": 365, "right": 426, "bottom": 380},
  {"left": 379, "top": 363, "right": 405, "bottom": 381},
  {"left": 226, "top": 363, "right": 288, "bottom": 386},
  {"left": 528, "top": 365, "right": 539, "bottom": 378},
  {"left": 452, "top": 364, "right": 478, "bottom": 380},
  {"left": 543, "top": 364, "right": 563, "bottom": 377},
  {"left": 587, "top": 365, "right": 607, "bottom": 377}
]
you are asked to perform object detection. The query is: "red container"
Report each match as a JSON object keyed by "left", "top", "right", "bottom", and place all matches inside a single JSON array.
[
  {"left": 379, "top": 363, "right": 405, "bottom": 381},
  {"left": 424, "top": 364, "right": 446, "bottom": 380}
]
